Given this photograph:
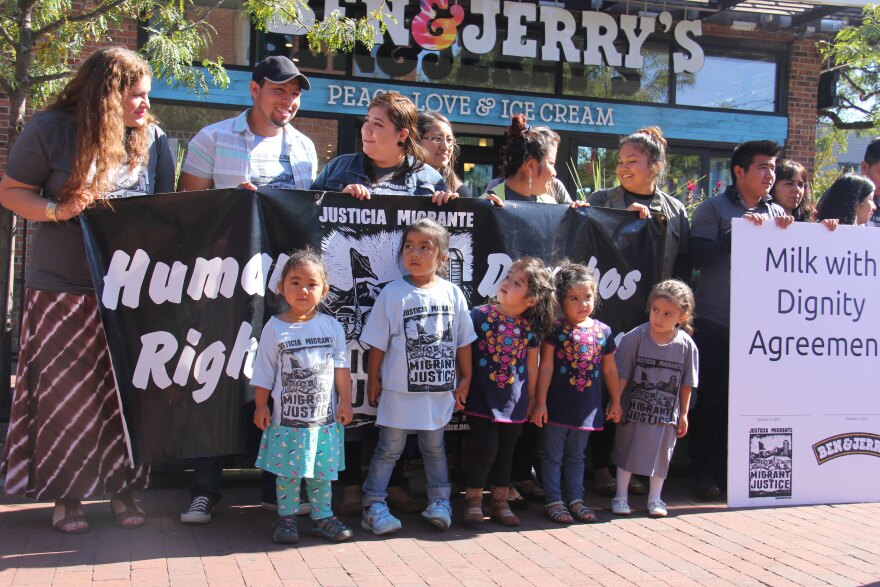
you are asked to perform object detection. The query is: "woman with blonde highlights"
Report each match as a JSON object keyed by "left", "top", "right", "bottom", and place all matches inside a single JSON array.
[
  {"left": 312, "top": 91, "right": 457, "bottom": 204},
  {"left": 0, "top": 47, "right": 174, "bottom": 534}
]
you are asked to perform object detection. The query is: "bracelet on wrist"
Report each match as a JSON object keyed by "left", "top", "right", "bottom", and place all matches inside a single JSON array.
[{"left": 45, "top": 201, "right": 59, "bottom": 222}]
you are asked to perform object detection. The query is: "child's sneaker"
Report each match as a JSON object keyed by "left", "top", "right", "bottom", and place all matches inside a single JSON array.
[
  {"left": 272, "top": 515, "right": 299, "bottom": 544},
  {"left": 421, "top": 498, "right": 452, "bottom": 530},
  {"left": 311, "top": 516, "right": 353, "bottom": 542},
  {"left": 611, "top": 497, "right": 631, "bottom": 515},
  {"left": 361, "top": 502, "right": 402, "bottom": 535},
  {"left": 647, "top": 499, "right": 668, "bottom": 518}
]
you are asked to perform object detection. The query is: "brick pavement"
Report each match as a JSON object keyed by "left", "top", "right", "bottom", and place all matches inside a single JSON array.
[{"left": 1, "top": 472, "right": 878, "bottom": 586}]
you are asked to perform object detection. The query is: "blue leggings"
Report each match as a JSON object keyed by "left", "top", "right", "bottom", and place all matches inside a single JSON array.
[{"left": 277, "top": 476, "right": 332, "bottom": 519}]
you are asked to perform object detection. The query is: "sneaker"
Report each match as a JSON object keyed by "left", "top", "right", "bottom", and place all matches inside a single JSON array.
[
  {"left": 421, "top": 498, "right": 452, "bottom": 530},
  {"left": 272, "top": 515, "right": 299, "bottom": 544},
  {"left": 361, "top": 502, "right": 402, "bottom": 535},
  {"left": 311, "top": 516, "right": 353, "bottom": 542},
  {"left": 647, "top": 499, "right": 668, "bottom": 518},
  {"left": 611, "top": 497, "right": 631, "bottom": 516},
  {"left": 180, "top": 494, "right": 217, "bottom": 524}
]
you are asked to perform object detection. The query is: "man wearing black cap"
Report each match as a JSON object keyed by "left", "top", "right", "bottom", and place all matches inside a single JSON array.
[
  {"left": 177, "top": 56, "right": 317, "bottom": 525},
  {"left": 178, "top": 55, "right": 318, "bottom": 192}
]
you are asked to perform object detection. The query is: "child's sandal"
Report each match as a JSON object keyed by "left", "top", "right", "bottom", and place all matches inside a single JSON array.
[
  {"left": 568, "top": 500, "right": 597, "bottom": 523},
  {"left": 544, "top": 503, "right": 574, "bottom": 524}
]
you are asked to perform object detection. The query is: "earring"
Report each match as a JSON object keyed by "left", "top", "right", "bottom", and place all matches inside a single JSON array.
[
  {"left": 397, "top": 140, "right": 404, "bottom": 147},
  {"left": 528, "top": 172, "right": 533, "bottom": 192}
]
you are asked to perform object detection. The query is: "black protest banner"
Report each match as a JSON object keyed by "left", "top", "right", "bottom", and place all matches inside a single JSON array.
[{"left": 82, "top": 189, "right": 664, "bottom": 464}]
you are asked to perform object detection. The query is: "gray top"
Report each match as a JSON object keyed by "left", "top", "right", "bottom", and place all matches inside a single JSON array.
[
  {"left": 689, "top": 186, "right": 785, "bottom": 327},
  {"left": 484, "top": 177, "right": 572, "bottom": 204},
  {"left": 616, "top": 323, "right": 699, "bottom": 426},
  {"left": 6, "top": 109, "right": 175, "bottom": 293},
  {"left": 588, "top": 185, "right": 690, "bottom": 281}
]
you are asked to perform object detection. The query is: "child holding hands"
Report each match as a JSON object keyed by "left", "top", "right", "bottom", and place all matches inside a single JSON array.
[
  {"left": 611, "top": 279, "right": 698, "bottom": 517},
  {"left": 532, "top": 260, "right": 622, "bottom": 524},
  {"left": 461, "top": 257, "right": 556, "bottom": 527},
  {"left": 252, "top": 248, "right": 354, "bottom": 544}
]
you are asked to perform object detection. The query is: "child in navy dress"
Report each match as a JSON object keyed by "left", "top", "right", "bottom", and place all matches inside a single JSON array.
[
  {"left": 461, "top": 257, "right": 556, "bottom": 527},
  {"left": 612, "top": 279, "right": 698, "bottom": 517},
  {"left": 532, "top": 260, "right": 622, "bottom": 524},
  {"left": 252, "top": 248, "right": 354, "bottom": 544}
]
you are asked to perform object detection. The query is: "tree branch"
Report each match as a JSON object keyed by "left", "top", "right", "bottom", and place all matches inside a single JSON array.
[
  {"left": 819, "top": 109, "right": 875, "bottom": 130},
  {"left": 0, "top": 21, "right": 20, "bottom": 49},
  {"left": 34, "top": 0, "right": 131, "bottom": 38},
  {"left": 28, "top": 70, "right": 74, "bottom": 85}
]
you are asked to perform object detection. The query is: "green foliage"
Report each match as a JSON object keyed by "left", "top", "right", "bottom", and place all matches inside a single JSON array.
[
  {"left": 819, "top": 4, "right": 880, "bottom": 131},
  {"left": 1, "top": 0, "right": 385, "bottom": 140}
]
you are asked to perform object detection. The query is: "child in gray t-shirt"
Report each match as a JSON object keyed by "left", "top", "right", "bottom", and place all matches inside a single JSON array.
[{"left": 611, "top": 280, "right": 699, "bottom": 518}]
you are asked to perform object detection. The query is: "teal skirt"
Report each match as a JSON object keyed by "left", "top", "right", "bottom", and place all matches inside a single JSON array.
[{"left": 255, "top": 422, "right": 345, "bottom": 480}]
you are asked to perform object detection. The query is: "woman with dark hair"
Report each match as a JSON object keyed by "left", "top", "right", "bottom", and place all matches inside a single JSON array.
[
  {"left": 816, "top": 173, "right": 876, "bottom": 226},
  {"left": 0, "top": 47, "right": 174, "bottom": 533},
  {"left": 312, "top": 92, "right": 456, "bottom": 204},
  {"left": 417, "top": 112, "right": 471, "bottom": 197},
  {"left": 585, "top": 126, "right": 689, "bottom": 498},
  {"left": 769, "top": 159, "right": 814, "bottom": 222},
  {"left": 482, "top": 114, "right": 564, "bottom": 205}
]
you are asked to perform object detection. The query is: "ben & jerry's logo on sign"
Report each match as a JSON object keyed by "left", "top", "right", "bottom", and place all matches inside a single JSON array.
[{"left": 812, "top": 433, "right": 880, "bottom": 465}]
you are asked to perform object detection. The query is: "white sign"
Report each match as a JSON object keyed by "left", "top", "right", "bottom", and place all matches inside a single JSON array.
[{"left": 729, "top": 219, "right": 880, "bottom": 507}]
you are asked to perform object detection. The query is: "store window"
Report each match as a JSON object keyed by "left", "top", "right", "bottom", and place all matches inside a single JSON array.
[
  {"left": 352, "top": 38, "right": 554, "bottom": 94},
  {"left": 675, "top": 52, "right": 777, "bottom": 112},
  {"left": 256, "top": 33, "right": 346, "bottom": 76},
  {"left": 563, "top": 44, "right": 669, "bottom": 103},
  {"left": 666, "top": 153, "right": 703, "bottom": 205},
  {"left": 187, "top": 0, "right": 251, "bottom": 66}
]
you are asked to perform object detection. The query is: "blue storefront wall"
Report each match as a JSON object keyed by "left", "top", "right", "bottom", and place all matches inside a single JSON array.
[{"left": 151, "top": 70, "right": 787, "bottom": 145}]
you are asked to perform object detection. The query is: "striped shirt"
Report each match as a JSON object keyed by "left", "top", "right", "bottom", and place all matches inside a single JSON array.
[{"left": 182, "top": 109, "right": 318, "bottom": 189}]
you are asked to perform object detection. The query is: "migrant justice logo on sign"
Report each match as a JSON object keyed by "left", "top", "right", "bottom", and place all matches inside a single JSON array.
[
  {"left": 82, "top": 191, "right": 663, "bottom": 464},
  {"left": 729, "top": 219, "right": 880, "bottom": 507}
]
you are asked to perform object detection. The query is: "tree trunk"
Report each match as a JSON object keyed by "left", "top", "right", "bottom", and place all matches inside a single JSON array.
[{"left": 1, "top": 89, "right": 28, "bottom": 418}]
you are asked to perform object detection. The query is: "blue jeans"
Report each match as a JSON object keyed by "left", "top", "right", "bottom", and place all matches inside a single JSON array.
[
  {"left": 541, "top": 424, "right": 591, "bottom": 505},
  {"left": 363, "top": 426, "right": 450, "bottom": 507}
]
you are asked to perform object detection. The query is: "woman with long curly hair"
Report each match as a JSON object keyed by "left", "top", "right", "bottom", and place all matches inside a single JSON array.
[{"left": 0, "top": 47, "right": 174, "bottom": 534}]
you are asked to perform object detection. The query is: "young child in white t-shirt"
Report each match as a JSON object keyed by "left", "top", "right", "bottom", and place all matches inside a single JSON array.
[{"left": 359, "top": 218, "right": 476, "bottom": 535}]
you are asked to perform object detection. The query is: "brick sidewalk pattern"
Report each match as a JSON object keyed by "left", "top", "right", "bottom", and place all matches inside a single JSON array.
[{"left": 1, "top": 476, "right": 878, "bottom": 586}]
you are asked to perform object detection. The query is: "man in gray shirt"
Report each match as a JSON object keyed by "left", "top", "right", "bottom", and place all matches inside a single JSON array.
[{"left": 689, "top": 140, "right": 792, "bottom": 500}]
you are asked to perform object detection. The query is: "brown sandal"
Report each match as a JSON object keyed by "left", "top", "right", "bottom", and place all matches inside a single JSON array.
[
  {"left": 111, "top": 492, "right": 145, "bottom": 529},
  {"left": 53, "top": 499, "right": 89, "bottom": 534}
]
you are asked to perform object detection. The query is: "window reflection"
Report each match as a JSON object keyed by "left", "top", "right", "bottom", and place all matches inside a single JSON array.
[
  {"left": 352, "top": 38, "right": 555, "bottom": 94},
  {"left": 563, "top": 44, "right": 669, "bottom": 103},
  {"left": 675, "top": 52, "right": 777, "bottom": 112}
]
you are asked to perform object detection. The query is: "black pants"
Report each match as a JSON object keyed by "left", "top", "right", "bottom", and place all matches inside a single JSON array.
[
  {"left": 691, "top": 318, "right": 730, "bottom": 488},
  {"left": 466, "top": 417, "right": 523, "bottom": 488},
  {"left": 510, "top": 423, "right": 542, "bottom": 484}
]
